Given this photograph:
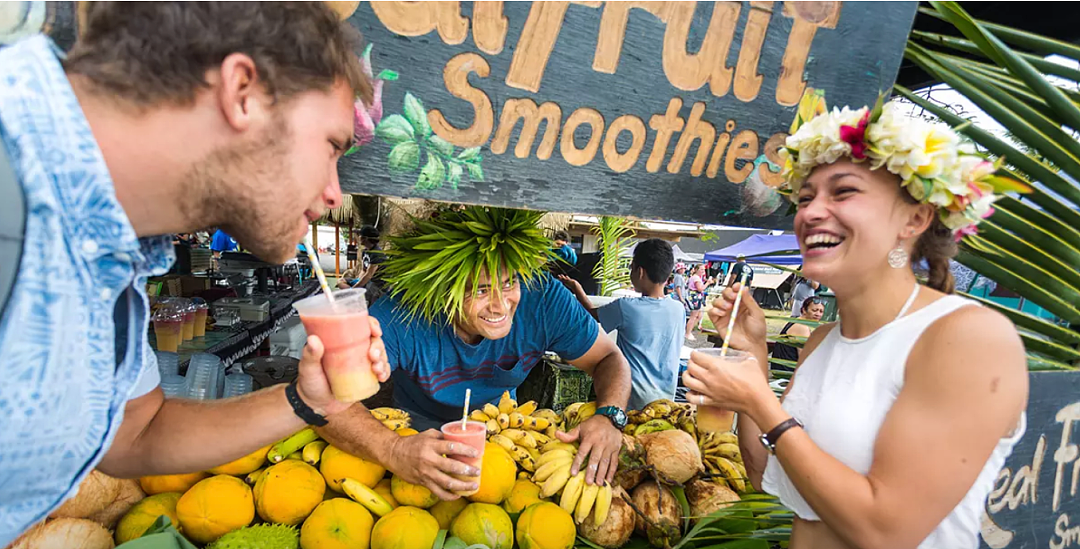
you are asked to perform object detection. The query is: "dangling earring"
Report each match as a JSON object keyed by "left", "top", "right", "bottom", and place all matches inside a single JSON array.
[{"left": 887, "top": 242, "right": 909, "bottom": 269}]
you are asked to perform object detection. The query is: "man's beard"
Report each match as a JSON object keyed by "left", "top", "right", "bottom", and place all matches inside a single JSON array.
[{"left": 182, "top": 114, "right": 302, "bottom": 264}]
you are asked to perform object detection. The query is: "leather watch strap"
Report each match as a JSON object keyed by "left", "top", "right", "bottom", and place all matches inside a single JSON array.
[
  {"left": 761, "top": 417, "right": 803, "bottom": 453},
  {"left": 286, "top": 381, "right": 329, "bottom": 427}
]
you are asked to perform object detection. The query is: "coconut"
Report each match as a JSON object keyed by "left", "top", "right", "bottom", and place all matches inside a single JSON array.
[
  {"left": 685, "top": 478, "right": 740, "bottom": 522},
  {"left": 629, "top": 483, "right": 682, "bottom": 549},
  {"left": 87, "top": 479, "right": 146, "bottom": 529},
  {"left": 10, "top": 518, "right": 115, "bottom": 549},
  {"left": 50, "top": 471, "right": 124, "bottom": 520},
  {"left": 639, "top": 429, "right": 703, "bottom": 484},
  {"left": 613, "top": 468, "right": 648, "bottom": 492},
  {"left": 576, "top": 488, "right": 635, "bottom": 549}
]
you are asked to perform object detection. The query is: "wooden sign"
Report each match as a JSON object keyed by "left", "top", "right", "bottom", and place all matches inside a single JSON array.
[
  {"left": 980, "top": 371, "right": 1080, "bottom": 549},
  {"left": 338, "top": 1, "right": 917, "bottom": 228}
]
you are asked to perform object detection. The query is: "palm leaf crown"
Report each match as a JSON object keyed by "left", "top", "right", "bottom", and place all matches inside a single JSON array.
[{"left": 381, "top": 206, "right": 553, "bottom": 324}]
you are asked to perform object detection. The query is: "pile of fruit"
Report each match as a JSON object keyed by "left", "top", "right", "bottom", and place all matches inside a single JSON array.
[{"left": 10, "top": 399, "right": 777, "bottom": 549}]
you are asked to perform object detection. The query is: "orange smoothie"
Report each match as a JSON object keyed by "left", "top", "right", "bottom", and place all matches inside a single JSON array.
[
  {"left": 154, "top": 318, "right": 183, "bottom": 353},
  {"left": 440, "top": 420, "right": 487, "bottom": 496},
  {"left": 293, "top": 288, "right": 377, "bottom": 403},
  {"left": 691, "top": 349, "right": 753, "bottom": 433}
]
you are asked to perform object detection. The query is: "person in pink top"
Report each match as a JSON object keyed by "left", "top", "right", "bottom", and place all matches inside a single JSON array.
[{"left": 684, "top": 264, "right": 712, "bottom": 340}]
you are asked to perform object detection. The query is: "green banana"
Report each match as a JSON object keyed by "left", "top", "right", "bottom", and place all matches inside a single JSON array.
[{"left": 267, "top": 427, "right": 319, "bottom": 463}]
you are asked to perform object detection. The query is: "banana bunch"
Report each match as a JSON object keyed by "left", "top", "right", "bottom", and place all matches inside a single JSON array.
[
  {"left": 699, "top": 431, "right": 748, "bottom": 492},
  {"left": 370, "top": 407, "right": 411, "bottom": 431},
  {"left": 531, "top": 441, "right": 613, "bottom": 526},
  {"left": 490, "top": 429, "right": 544, "bottom": 472},
  {"left": 561, "top": 401, "right": 597, "bottom": 431},
  {"left": 624, "top": 399, "right": 699, "bottom": 439},
  {"left": 471, "top": 391, "right": 560, "bottom": 439}
]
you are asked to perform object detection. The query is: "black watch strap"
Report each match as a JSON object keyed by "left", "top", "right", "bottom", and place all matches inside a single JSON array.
[
  {"left": 762, "top": 417, "right": 803, "bottom": 453},
  {"left": 286, "top": 381, "right": 328, "bottom": 427}
]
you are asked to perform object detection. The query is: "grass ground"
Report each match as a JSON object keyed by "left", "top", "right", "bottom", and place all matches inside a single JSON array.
[{"left": 700, "top": 309, "right": 790, "bottom": 336}]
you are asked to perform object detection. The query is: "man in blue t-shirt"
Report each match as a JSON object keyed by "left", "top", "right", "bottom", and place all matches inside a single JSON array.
[
  {"left": 562, "top": 239, "right": 685, "bottom": 410},
  {"left": 552, "top": 230, "right": 577, "bottom": 266},
  {"left": 210, "top": 228, "right": 239, "bottom": 257},
  {"left": 323, "top": 269, "right": 631, "bottom": 488}
]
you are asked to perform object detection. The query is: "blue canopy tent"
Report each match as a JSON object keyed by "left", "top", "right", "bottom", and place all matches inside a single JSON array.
[{"left": 703, "top": 234, "right": 802, "bottom": 265}]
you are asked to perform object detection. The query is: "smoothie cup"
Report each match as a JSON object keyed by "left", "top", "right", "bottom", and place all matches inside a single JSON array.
[
  {"left": 153, "top": 308, "right": 184, "bottom": 353},
  {"left": 689, "top": 348, "right": 755, "bottom": 433},
  {"left": 440, "top": 420, "right": 487, "bottom": 496},
  {"left": 191, "top": 298, "right": 209, "bottom": 338},
  {"left": 176, "top": 299, "right": 196, "bottom": 341},
  {"left": 292, "top": 288, "right": 377, "bottom": 403}
]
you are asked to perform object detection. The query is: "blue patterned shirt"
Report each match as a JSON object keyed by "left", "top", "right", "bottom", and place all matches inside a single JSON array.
[{"left": 0, "top": 36, "right": 172, "bottom": 545}]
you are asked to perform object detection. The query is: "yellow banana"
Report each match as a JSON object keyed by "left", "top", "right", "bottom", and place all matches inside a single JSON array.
[
  {"left": 537, "top": 448, "right": 574, "bottom": 467},
  {"left": 497, "top": 413, "right": 510, "bottom": 430},
  {"left": 483, "top": 403, "right": 501, "bottom": 419},
  {"left": 712, "top": 457, "right": 746, "bottom": 492},
  {"left": 381, "top": 419, "right": 409, "bottom": 431},
  {"left": 342, "top": 477, "right": 394, "bottom": 517},
  {"left": 733, "top": 460, "right": 748, "bottom": 479},
  {"left": 518, "top": 471, "right": 532, "bottom": 480},
  {"left": 562, "top": 402, "right": 584, "bottom": 426},
  {"left": 245, "top": 467, "right": 268, "bottom": 486},
  {"left": 509, "top": 412, "right": 526, "bottom": 429},
  {"left": 267, "top": 427, "right": 319, "bottom": 463},
  {"left": 486, "top": 419, "right": 501, "bottom": 436},
  {"left": 559, "top": 472, "right": 586, "bottom": 514},
  {"left": 576, "top": 402, "right": 598, "bottom": 422},
  {"left": 626, "top": 410, "right": 650, "bottom": 425},
  {"left": 533, "top": 409, "right": 561, "bottom": 424},
  {"left": 518, "top": 455, "right": 537, "bottom": 473},
  {"left": 509, "top": 444, "right": 532, "bottom": 463},
  {"left": 370, "top": 407, "right": 409, "bottom": 421},
  {"left": 286, "top": 451, "right": 304, "bottom": 460},
  {"left": 490, "top": 434, "right": 516, "bottom": 453},
  {"left": 545, "top": 425, "right": 558, "bottom": 440},
  {"left": 302, "top": 440, "right": 328, "bottom": 466},
  {"left": 533, "top": 455, "right": 574, "bottom": 483},
  {"left": 369, "top": 409, "right": 391, "bottom": 421},
  {"left": 531, "top": 431, "right": 551, "bottom": 446},
  {"left": 470, "top": 410, "right": 491, "bottom": 422},
  {"left": 498, "top": 391, "right": 517, "bottom": 415},
  {"left": 515, "top": 401, "right": 538, "bottom": 416},
  {"left": 542, "top": 441, "right": 577, "bottom": 454},
  {"left": 643, "top": 399, "right": 675, "bottom": 419},
  {"left": 524, "top": 416, "right": 551, "bottom": 431},
  {"left": 575, "top": 483, "right": 600, "bottom": 524},
  {"left": 502, "top": 429, "right": 536, "bottom": 449},
  {"left": 541, "top": 464, "right": 573, "bottom": 498},
  {"left": 716, "top": 432, "right": 740, "bottom": 445},
  {"left": 527, "top": 447, "right": 540, "bottom": 462},
  {"left": 716, "top": 443, "right": 742, "bottom": 460},
  {"left": 593, "top": 484, "right": 612, "bottom": 525}
]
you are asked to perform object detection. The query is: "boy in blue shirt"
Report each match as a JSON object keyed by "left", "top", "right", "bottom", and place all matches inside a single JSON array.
[{"left": 561, "top": 239, "right": 685, "bottom": 410}]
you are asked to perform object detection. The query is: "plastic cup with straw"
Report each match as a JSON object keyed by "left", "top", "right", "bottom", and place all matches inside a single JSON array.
[
  {"left": 692, "top": 270, "right": 752, "bottom": 433},
  {"left": 291, "top": 236, "right": 381, "bottom": 403},
  {"left": 441, "top": 388, "right": 486, "bottom": 496}
]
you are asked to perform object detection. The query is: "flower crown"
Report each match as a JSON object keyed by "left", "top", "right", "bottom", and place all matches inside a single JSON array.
[{"left": 778, "top": 89, "right": 1028, "bottom": 240}]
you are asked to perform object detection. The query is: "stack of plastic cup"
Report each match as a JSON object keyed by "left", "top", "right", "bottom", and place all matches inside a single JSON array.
[
  {"left": 160, "top": 374, "right": 188, "bottom": 398},
  {"left": 186, "top": 353, "right": 224, "bottom": 400},
  {"left": 155, "top": 351, "right": 180, "bottom": 377},
  {"left": 223, "top": 372, "right": 254, "bottom": 398}
]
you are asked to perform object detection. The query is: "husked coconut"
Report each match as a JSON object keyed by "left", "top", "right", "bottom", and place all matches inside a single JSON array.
[
  {"left": 639, "top": 430, "right": 703, "bottom": 484},
  {"left": 630, "top": 483, "right": 681, "bottom": 549},
  {"left": 577, "top": 488, "right": 635, "bottom": 548},
  {"left": 10, "top": 518, "right": 115, "bottom": 549},
  {"left": 87, "top": 479, "right": 146, "bottom": 529},
  {"left": 613, "top": 468, "right": 647, "bottom": 492},
  {"left": 50, "top": 471, "right": 123, "bottom": 520},
  {"left": 685, "top": 478, "right": 740, "bottom": 522}
]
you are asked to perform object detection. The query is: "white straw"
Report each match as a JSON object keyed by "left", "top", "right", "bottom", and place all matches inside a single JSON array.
[
  {"left": 720, "top": 270, "right": 750, "bottom": 357},
  {"left": 302, "top": 235, "right": 336, "bottom": 307},
  {"left": 461, "top": 389, "right": 471, "bottom": 431}
]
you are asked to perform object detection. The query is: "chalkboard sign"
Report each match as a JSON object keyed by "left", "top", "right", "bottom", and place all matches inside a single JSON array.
[
  {"left": 981, "top": 371, "right": 1080, "bottom": 549},
  {"left": 337, "top": 1, "right": 918, "bottom": 228}
]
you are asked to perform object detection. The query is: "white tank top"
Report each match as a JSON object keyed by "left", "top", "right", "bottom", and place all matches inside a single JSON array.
[{"left": 761, "top": 293, "right": 1025, "bottom": 549}]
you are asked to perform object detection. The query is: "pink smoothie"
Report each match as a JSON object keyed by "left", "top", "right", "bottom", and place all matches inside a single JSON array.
[
  {"left": 298, "top": 310, "right": 377, "bottom": 403},
  {"left": 441, "top": 420, "right": 487, "bottom": 496}
]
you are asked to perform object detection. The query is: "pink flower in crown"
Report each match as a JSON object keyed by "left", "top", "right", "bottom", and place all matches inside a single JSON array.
[
  {"left": 839, "top": 111, "right": 871, "bottom": 160},
  {"left": 353, "top": 45, "right": 386, "bottom": 148},
  {"left": 954, "top": 224, "right": 979, "bottom": 242}
]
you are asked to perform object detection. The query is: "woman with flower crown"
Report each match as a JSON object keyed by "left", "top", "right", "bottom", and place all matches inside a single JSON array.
[{"left": 683, "top": 90, "right": 1029, "bottom": 549}]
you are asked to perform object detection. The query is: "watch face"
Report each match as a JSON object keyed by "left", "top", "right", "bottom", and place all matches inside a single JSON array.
[{"left": 598, "top": 407, "right": 627, "bottom": 429}]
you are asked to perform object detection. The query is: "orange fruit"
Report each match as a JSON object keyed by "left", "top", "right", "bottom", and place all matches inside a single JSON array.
[
  {"left": 139, "top": 472, "right": 209, "bottom": 495},
  {"left": 176, "top": 475, "right": 254, "bottom": 545},
  {"left": 254, "top": 460, "right": 325, "bottom": 526},
  {"left": 467, "top": 443, "right": 516, "bottom": 505},
  {"left": 320, "top": 445, "right": 386, "bottom": 492},
  {"left": 208, "top": 444, "right": 271, "bottom": 476},
  {"left": 300, "top": 498, "right": 375, "bottom": 549}
]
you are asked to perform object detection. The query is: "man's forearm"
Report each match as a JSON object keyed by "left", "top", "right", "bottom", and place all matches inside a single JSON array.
[
  {"left": 315, "top": 403, "right": 400, "bottom": 466},
  {"left": 103, "top": 385, "right": 307, "bottom": 477},
  {"left": 591, "top": 352, "right": 631, "bottom": 409}
]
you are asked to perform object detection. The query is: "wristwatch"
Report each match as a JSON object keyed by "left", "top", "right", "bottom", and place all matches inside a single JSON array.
[
  {"left": 759, "top": 417, "right": 803, "bottom": 455},
  {"left": 595, "top": 406, "right": 628, "bottom": 430}
]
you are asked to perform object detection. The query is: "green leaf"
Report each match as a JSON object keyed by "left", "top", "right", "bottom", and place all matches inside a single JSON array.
[
  {"left": 387, "top": 141, "right": 420, "bottom": 173},
  {"left": 962, "top": 293, "right": 1080, "bottom": 345},
  {"left": 433, "top": 530, "right": 448, "bottom": 549},
  {"left": 429, "top": 134, "right": 456, "bottom": 157},
  {"left": 458, "top": 146, "right": 482, "bottom": 161},
  {"left": 377, "top": 69, "right": 399, "bottom": 81},
  {"left": 448, "top": 162, "right": 464, "bottom": 189},
  {"left": 917, "top": 7, "right": 1080, "bottom": 60},
  {"left": 467, "top": 163, "right": 485, "bottom": 182},
  {"left": 417, "top": 155, "right": 446, "bottom": 190},
  {"left": 403, "top": 92, "right": 432, "bottom": 138},
  {"left": 957, "top": 248, "right": 1080, "bottom": 325},
  {"left": 375, "top": 114, "right": 415, "bottom": 146}
]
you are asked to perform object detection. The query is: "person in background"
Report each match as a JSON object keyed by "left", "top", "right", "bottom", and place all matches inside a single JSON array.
[
  {"left": 771, "top": 297, "right": 825, "bottom": 368},
  {"left": 672, "top": 263, "right": 688, "bottom": 308},
  {"left": 561, "top": 239, "right": 686, "bottom": 410},
  {"left": 552, "top": 229, "right": 577, "bottom": 266},
  {"left": 726, "top": 254, "right": 756, "bottom": 287},
  {"left": 789, "top": 276, "right": 821, "bottom": 318},
  {"left": 336, "top": 225, "right": 382, "bottom": 295},
  {"left": 0, "top": 4, "right": 435, "bottom": 544},
  {"left": 684, "top": 264, "right": 712, "bottom": 341},
  {"left": 210, "top": 228, "right": 239, "bottom": 258}
]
